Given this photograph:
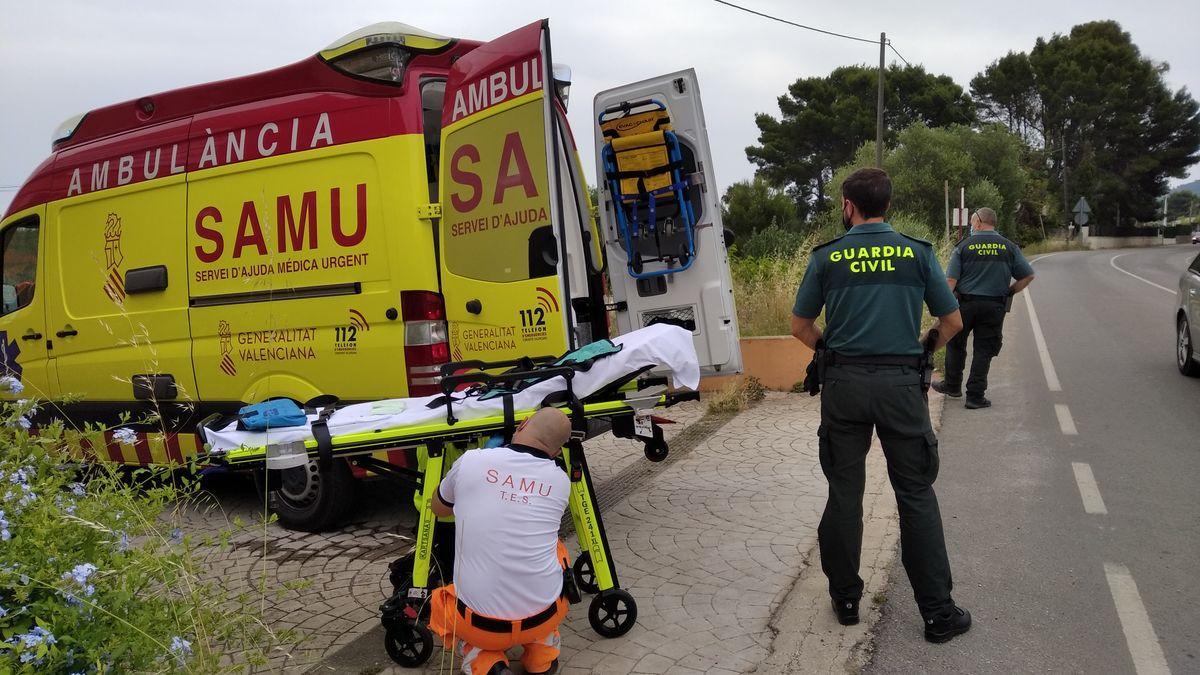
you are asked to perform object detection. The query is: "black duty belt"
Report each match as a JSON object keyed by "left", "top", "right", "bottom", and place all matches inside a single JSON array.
[
  {"left": 958, "top": 293, "right": 1006, "bottom": 303},
  {"left": 456, "top": 596, "right": 560, "bottom": 633},
  {"left": 827, "top": 352, "right": 923, "bottom": 368}
]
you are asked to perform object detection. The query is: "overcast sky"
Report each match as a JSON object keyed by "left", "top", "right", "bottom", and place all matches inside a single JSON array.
[{"left": 2, "top": 0, "right": 1198, "bottom": 214}]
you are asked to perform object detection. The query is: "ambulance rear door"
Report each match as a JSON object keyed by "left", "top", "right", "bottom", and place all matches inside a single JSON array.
[
  {"left": 594, "top": 70, "right": 741, "bottom": 375},
  {"left": 438, "top": 20, "right": 576, "bottom": 363}
]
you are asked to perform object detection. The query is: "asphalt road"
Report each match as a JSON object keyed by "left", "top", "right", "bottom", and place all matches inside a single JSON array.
[{"left": 868, "top": 244, "right": 1200, "bottom": 674}]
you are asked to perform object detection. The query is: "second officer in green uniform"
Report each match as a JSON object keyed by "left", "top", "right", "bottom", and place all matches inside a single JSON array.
[
  {"left": 791, "top": 168, "right": 972, "bottom": 643},
  {"left": 933, "top": 206, "right": 1035, "bottom": 408}
]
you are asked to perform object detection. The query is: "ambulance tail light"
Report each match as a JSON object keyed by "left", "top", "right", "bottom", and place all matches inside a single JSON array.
[{"left": 401, "top": 291, "right": 449, "bottom": 396}]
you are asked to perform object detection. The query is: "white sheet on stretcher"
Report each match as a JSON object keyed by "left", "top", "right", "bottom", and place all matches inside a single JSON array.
[{"left": 204, "top": 323, "right": 700, "bottom": 454}]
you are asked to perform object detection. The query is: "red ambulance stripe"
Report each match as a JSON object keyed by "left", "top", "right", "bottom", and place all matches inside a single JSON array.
[
  {"left": 103, "top": 433, "right": 124, "bottom": 463},
  {"left": 165, "top": 435, "right": 185, "bottom": 464},
  {"left": 78, "top": 436, "right": 97, "bottom": 462},
  {"left": 133, "top": 434, "right": 153, "bottom": 465}
]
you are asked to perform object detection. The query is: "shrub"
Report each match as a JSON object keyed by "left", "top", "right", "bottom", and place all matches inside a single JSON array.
[{"left": 0, "top": 396, "right": 285, "bottom": 672}]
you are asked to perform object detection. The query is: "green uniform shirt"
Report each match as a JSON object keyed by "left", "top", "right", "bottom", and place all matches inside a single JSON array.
[
  {"left": 793, "top": 221, "right": 958, "bottom": 357},
  {"left": 946, "top": 230, "right": 1033, "bottom": 296}
]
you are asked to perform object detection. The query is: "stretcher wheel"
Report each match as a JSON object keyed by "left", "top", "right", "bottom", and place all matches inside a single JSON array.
[
  {"left": 573, "top": 553, "right": 600, "bottom": 594},
  {"left": 588, "top": 589, "right": 637, "bottom": 638},
  {"left": 678, "top": 243, "right": 691, "bottom": 266},
  {"left": 384, "top": 621, "right": 433, "bottom": 667},
  {"left": 643, "top": 438, "right": 669, "bottom": 462}
]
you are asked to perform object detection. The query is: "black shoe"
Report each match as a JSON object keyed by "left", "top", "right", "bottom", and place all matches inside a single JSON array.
[
  {"left": 931, "top": 381, "right": 962, "bottom": 398},
  {"left": 964, "top": 396, "right": 991, "bottom": 409},
  {"left": 527, "top": 659, "right": 559, "bottom": 675},
  {"left": 924, "top": 605, "right": 972, "bottom": 643},
  {"left": 831, "top": 598, "right": 860, "bottom": 626},
  {"left": 487, "top": 663, "right": 514, "bottom": 675}
]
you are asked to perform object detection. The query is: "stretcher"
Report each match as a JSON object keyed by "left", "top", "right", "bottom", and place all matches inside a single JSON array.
[
  {"left": 197, "top": 325, "right": 700, "bottom": 667},
  {"left": 599, "top": 99, "right": 698, "bottom": 280}
]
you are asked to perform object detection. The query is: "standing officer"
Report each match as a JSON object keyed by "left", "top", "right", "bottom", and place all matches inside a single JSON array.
[
  {"left": 791, "top": 167, "right": 971, "bottom": 643},
  {"left": 933, "top": 207, "right": 1035, "bottom": 409}
]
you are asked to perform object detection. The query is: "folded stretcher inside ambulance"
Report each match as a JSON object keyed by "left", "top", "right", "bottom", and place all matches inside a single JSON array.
[{"left": 200, "top": 324, "right": 700, "bottom": 459}]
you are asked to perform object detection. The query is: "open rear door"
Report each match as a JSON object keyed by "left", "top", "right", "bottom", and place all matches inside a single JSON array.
[
  {"left": 438, "top": 20, "right": 575, "bottom": 363},
  {"left": 594, "top": 70, "right": 741, "bottom": 375}
]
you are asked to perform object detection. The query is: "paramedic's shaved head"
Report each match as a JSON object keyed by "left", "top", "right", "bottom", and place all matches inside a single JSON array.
[{"left": 513, "top": 407, "right": 572, "bottom": 457}]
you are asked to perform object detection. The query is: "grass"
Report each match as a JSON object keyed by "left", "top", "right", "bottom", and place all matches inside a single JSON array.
[
  {"left": 706, "top": 376, "right": 766, "bottom": 415},
  {"left": 1022, "top": 237, "right": 1083, "bottom": 256}
]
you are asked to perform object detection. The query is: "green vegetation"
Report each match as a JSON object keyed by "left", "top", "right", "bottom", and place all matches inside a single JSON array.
[
  {"left": 972, "top": 21, "right": 1200, "bottom": 227},
  {"left": 0, "top": 396, "right": 286, "bottom": 672}
]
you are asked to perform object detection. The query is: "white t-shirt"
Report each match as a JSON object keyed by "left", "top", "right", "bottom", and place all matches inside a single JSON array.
[{"left": 438, "top": 444, "right": 570, "bottom": 619}]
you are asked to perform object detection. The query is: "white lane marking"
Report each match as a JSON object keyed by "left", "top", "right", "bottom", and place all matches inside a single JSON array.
[
  {"left": 1104, "top": 562, "right": 1172, "bottom": 675},
  {"left": 1030, "top": 251, "right": 1068, "bottom": 264},
  {"left": 1055, "top": 404, "right": 1078, "bottom": 435},
  {"left": 1110, "top": 253, "right": 1178, "bottom": 295},
  {"left": 1023, "top": 289, "right": 1063, "bottom": 391},
  {"left": 1071, "top": 462, "right": 1107, "bottom": 514}
]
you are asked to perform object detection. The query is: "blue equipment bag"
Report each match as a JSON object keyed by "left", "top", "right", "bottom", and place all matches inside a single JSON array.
[{"left": 238, "top": 399, "right": 308, "bottom": 431}]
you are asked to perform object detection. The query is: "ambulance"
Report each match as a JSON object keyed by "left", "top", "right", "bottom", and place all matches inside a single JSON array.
[{"left": 0, "top": 19, "right": 740, "bottom": 530}]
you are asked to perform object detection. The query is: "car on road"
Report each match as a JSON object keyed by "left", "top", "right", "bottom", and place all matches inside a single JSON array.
[
  {"left": 1178, "top": 253, "right": 1200, "bottom": 376},
  {"left": 1192, "top": 230, "right": 1200, "bottom": 244}
]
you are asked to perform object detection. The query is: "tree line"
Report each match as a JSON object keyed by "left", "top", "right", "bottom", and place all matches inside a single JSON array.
[{"left": 724, "top": 20, "right": 1200, "bottom": 249}]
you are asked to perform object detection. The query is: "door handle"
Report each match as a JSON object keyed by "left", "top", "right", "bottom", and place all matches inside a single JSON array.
[
  {"left": 465, "top": 299, "right": 483, "bottom": 315},
  {"left": 21, "top": 331, "right": 41, "bottom": 341},
  {"left": 56, "top": 328, "right": 78, "bottom": 338}
]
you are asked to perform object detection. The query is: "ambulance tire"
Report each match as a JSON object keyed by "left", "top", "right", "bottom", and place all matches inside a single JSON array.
[
  {"left": 384, "top": 621, "right": 434, "bottom": 667},
  {"left": 589, "top": 589, "right": 637, "bottom": 638},
  {"left": 263, "top": 460, "right": 356, "bottom": 532}
]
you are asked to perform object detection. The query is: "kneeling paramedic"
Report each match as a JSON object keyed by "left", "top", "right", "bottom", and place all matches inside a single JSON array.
[
  {"left": 429, "top": 407, "right": 574, "bottom": 675},
  {"left": 793, "top": 167, "right": 972, "bottom": 643}
]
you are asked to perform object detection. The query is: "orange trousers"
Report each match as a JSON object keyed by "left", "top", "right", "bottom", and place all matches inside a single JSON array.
[{"left": 429, "top": 543, "right": 570, "bottom": 675}]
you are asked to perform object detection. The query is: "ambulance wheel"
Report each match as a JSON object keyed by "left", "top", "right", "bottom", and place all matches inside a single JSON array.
[
  {"left": 643, "top": 438, "right": 668, "bottom": 462},
  {"left": 264, "top": 459, "right": 356, "bottom": 532},
  {"left": 589, "top": 589, "right": 637, "bottom": 638},
  {"left": 384, "top": 621, "right": 433, "bottom": 667},
  {"left": 573, "top": 552, "right": 600, "bottom": 594}
]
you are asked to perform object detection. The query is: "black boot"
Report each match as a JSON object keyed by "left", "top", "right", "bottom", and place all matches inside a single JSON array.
[
  {"left": 925, "top": 605, "right": 972, "bottom": 643},
  {"left": 964, "top": 395, "right": 991, "bottom": 409},
  {"left": 831, "top": 598, "right": 860, "bottom": 626},
  {"left": 487, "top": 662, "right": 514, "bottom": 675},
  {"left": 931, "top": 381, "right": 962, "bottom": 398}
]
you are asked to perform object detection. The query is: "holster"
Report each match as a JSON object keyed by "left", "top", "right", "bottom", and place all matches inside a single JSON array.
[
  {"left": 803, "top": 340, "right": 828, "bottom": 397},
  {"left": 919, "top": 329, "right": 939, "bottom": 394}
]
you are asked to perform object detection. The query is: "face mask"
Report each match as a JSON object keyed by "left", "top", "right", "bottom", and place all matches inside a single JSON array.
[{"left": 842, "top": 203, "right": 852, "bottom": 230}]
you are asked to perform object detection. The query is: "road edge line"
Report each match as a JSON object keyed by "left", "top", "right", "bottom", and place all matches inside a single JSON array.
[
  {"left": 1110, "top": 252, "right": 1178, "bottom": 295},
  {"left": 1023, "top": 289, "right": 1063, "bottom": 392}
]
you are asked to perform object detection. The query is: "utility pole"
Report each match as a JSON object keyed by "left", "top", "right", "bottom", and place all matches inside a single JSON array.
[
  {"left": 875, "top": 32, "right": 885, "bottom": 168},
  {"left": 1060, "top": 128, "right": 1069, "bottom": 232}
]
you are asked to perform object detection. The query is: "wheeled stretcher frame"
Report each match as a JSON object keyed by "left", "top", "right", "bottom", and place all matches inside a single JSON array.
[
  {"left": 599, "top": 99, "right": 699, "bottom": 280},
  {"left": 199, "top": 356, "right": 696, "bottom": 668}
]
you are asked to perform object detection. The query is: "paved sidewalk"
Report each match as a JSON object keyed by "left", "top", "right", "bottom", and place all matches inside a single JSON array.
[{"left": 186, "top": 389, "right": 941, "bottom": 673}]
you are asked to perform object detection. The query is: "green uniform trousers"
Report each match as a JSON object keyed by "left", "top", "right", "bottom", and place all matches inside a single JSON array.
[
  {"left": 944, "top": 296, "right": 1006, "bottom": 398},
  {"left": 818, "top": 362, "right": 955, "bottom": 619}
]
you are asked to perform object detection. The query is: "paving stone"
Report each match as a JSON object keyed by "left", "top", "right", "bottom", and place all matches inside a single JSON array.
[{"left": 181, "top": 394, "right": 840, "bottom": 674}]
